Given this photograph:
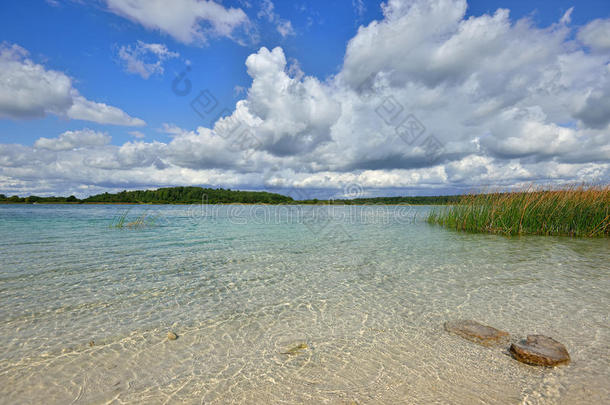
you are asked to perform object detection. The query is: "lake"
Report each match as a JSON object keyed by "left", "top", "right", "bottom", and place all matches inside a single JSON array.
[{"left": 0, "top": 204, "right": 608, "bottom": 404}]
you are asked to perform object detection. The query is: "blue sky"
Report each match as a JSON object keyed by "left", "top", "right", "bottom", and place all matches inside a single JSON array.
[{"left": 0, "top": 0, "right": 609, "bottom": 197}]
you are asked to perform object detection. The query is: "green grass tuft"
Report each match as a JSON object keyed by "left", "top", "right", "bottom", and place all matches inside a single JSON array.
[
  {"left": 427, "top": 185, "right": 609, "bottom": 237},
  {"left": 110, "top": 209, "right": 158, "bottom": 229}
]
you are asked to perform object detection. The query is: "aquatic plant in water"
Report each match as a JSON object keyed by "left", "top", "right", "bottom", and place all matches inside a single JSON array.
[
  {"left": 110, "top": 209, "right": 158, "bottom": 229},
  {"left": 427, "top": 185, "right": 609, "bottom": 237}
]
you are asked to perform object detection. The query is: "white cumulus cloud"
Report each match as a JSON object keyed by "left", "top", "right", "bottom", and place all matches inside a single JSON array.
[
  {"left": 0, "top": 43, "right": 145, "bottom": 126},
  {"left": 105, "top": 0, "right": 252, "bottom": 45},
  {"left": 34, "top": 129, "right": 111, "bottom": 151},
  {"left": 578, "top": 18, "right": 610, "bottom": 52}
]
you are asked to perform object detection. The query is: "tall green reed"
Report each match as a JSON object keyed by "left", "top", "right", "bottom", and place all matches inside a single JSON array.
[{"left": 427, "top": 185, "right": 609, "bottom": 237}]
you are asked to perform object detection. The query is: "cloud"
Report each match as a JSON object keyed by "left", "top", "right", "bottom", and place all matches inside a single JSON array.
[
  {"left": 573, "top": 81, "right": 610, "bottom": 130},
  {"left": 220, "top": 46, "right": 340, "bottom": 157},
  {"left": 276, "top": 20, "right": 295, "bottom": 37},
  {"left": 560, "top": 7, "right": 573, "bottom": 25},
  {"left": 578, "top": 18, "right": 610, "bottom": 52},
  {"left": 34, "top": 129, "right": 111, "bottom": 151},
  {"left": 0, "top": 42, "right": 145, "bottom": 126},
  {"left": 258, "top": 0, "right": 295, "bottom": 37},
  {"left": 353, "top": 0, "right": 366, "bottom": 19},
  {"left": 129, "top": 130, "right": 146, "bottom": 139},
  {"left": 105, "top": 0, "right": 252, "bottom": 45},
  {"left": 118, "top": 40, "right": 179, "bottom": 79},
  {"left": 67, "top": 95, "right": 146, "bottom": 126},
  {"left": 2, "top": 0, "right": 610, "bottom": 197}
]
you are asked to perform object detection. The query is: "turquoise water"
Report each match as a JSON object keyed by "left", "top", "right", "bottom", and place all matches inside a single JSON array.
[{"left": 0, "top": 204, "right": 608, "bottom": 404}]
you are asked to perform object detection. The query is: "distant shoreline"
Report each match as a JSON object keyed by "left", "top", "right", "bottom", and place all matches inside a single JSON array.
[
  {"left": 0, "top": 201, "right": 443, "bottom": 206},
  {"left": 0, "top": 186, "right": 461, "bottom": 205}
]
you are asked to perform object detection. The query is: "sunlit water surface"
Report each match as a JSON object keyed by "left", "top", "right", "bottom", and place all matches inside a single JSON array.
[{"left": 0, "top": 204, "right": 608, "bottom": 404}]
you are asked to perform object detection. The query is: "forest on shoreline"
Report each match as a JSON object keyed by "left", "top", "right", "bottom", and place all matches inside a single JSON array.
[{"left": 0, "top": 187, "right": 460, "bottom": 205}]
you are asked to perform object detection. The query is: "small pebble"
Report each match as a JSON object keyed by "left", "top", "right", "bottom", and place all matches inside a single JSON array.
[
  {"left": 167, "top": 331, "right": 178, "bottom": 340},
  {"left": 89, "top": 341, "right": 95, "bottom": 347}
]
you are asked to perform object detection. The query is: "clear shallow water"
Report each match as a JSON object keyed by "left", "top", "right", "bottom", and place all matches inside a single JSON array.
[{"left": 0, "top": 204, "right": 608, "bottom": 404}]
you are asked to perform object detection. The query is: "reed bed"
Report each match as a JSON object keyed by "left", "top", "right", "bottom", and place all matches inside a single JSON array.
[{"left": 427, "top": 185, "right": 609, "bottom": 237}]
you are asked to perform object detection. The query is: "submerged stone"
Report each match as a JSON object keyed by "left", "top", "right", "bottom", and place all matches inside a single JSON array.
[
  {"left": 510, "top": 335, "right": 570, "bottom": 366},
  {"left": 444, "top": 320, "right": 509, "bottom": 346},
  {"left": 167, "top": 331, "right": 178, "bottom": 340},
  {"left": 89, "top": 340, "right": 95, "bottom": 347}
]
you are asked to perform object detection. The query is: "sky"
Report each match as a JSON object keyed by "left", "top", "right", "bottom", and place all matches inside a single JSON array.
[{"left": 0, "top": 0, "right": 609, "bottom": 199}]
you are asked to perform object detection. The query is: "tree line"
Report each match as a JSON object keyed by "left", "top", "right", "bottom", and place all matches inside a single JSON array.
[
  {"left": 82, "top": 187, "right": 294, "bottom": 204},
  {"left": 0, "top": 187, "right": 461, "bottom": 205}
]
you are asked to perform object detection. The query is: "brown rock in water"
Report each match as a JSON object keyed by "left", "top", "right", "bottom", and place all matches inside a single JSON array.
[
  {"left": 89, "top": 340, "right": 95, "bottom": 347},
  {"left": 510, "top": 335, "right": 570, "bottom": 366},
  {"left": 444, "top": 320, "right": 509, "bottom": 346},
  {"left": 167, "top": 331, "right": 178, "bottom": 340}
]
